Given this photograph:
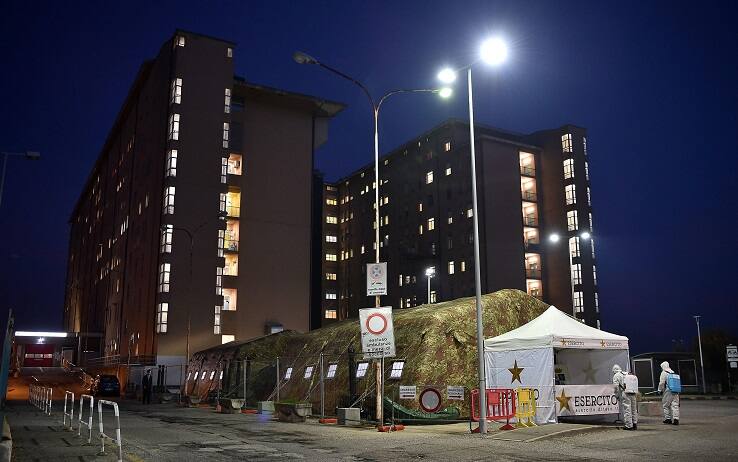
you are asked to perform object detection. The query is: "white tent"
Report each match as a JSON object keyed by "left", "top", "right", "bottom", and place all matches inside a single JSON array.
[{"left": 484, "top": 306, "right": 629, "bottom": 424}]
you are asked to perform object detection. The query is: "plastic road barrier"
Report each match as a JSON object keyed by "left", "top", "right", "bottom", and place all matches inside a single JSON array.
[
  {"left": 63, "top": 391, "right": 75, "bottom": 430},
  {"left": 515, "top": 388, "right": 537, "bottom": 428},
  {"left": 471, "top": 388, "right": 516, "bottom": 431},
  {"left": 97, "top": 399, "right": 123, "bottom": 462},
  {"left": 78, "top": 394, "right": 94, "bottom": 444}
]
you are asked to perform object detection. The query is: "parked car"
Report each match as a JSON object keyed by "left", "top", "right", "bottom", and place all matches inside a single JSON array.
[{"left": 92, "top": 374, "right": 121, "bottom": 397}]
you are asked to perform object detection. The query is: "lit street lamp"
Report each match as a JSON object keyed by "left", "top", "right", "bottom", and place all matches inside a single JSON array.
[
  {"left": 293, "top": 51, "right": 451, "bottom": 309},
  {"left": 425, "top": 267, "right": 436, "bottom": 304},
  {"left": 0, "top": 150, "right": 41, "bottom": 208},
  {"left": 548, "top": 232, "right": 591, "bottom": 317},
  {"left": 436, "top": 36, "right": 508, "bottom": 435}
]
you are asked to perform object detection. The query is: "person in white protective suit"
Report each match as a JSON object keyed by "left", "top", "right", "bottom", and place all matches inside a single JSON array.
[
  {"left": 612, "top": 364, "right": 637, "bottom": 430},
  {"left": 658, "top": 361, "right": 680, "bottom": 425}
]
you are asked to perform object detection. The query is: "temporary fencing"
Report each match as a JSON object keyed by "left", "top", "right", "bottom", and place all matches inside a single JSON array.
[
  {"left": 63, "top": 390, "right": 75, "bottom": 430},
  {"left": 471, "top": 388, "right": 516, "bottom": 430},
  {"left": 97, "top": 399, "right": 123, "bottom": 462},
  {"left": 78, "top": 394, "right": 94, "bottom": 444},
  {"left": 515, "top": 388, "right": 537, "bottom": 428}
]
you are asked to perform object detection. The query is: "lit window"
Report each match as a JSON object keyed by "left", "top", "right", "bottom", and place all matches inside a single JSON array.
[
  {"left": 561, "top": 133, "right": 573, "bottom": 153},
  {"left": 593, "top": 265, "right": 598, "bottom": 285},
  {"left": 361, "top": 245, "right": 365, "bottom": 254},
  {"left": 168, "top": 113, "right": 180, "bottom": 140},
  {"left": 326, "top": 198, "right": 337, "bottom": 206},
  {"left": 418, "top": 224, "right": 424, "bottom": 235},
  {"left": 326, "top": 273, "right": 337, "bottom": 280},
  {"left": 444, "top": 141, "right": 451, "bottom": 152},
  {"left": 565, "top": 184, "right": 576, "bottom": 205},
  {"left": 326, "top": 292, "right": 337, "bottom": 300},
  {"left": 389, "top": 360, "right": 405, "bottom": 379},
  {"left": 589, "top": 212, "right": 593, "bottom": 231},
  {"left": 222, "top": 123, "right": 230, "bottom": 148},
  {"left": 447, "top": 212, "right": 453, "bottom": 225},
  {"left": 227, "top": 47, "right": 233, "bottom": 57},
  {"left": 158, "top": 263, "right": 171, "bottom": 293},
  {"left": 573, "top": 292, "right": 584, "bottom": 313},
  {"left": 223, "top": 288, "right": 237, "bottom": 311},
  {"left": 448, "top": 261, "right": 455, "bottom": 275},
  {"left": 445, "top": 165, "right": 452, "bottom": 176},
  {"left": 160, "top": 224, "right": 173, "bottom": 253},
  {"left": 166, "top": 149, "right": 178, "bottom": 177},
  {"left": 567, "top": 210, "right": 578, "bottom": 231},
  {"left": 595, "top": 293, "right": 599, "bottom": 312},
  {"left": 591, "top": 238, "right": 596, "bottom": 259},
  {"left": 430, "top": 290, "right": 437, "bottom": 303},
  {"left": 426, "top": 171, "right": 434, "bottom": 184},
  {"left": 325, "top": 309, "right": 337, "bottom": 319},
  {"left": 383, "top": 215, "right": 389, "bottom": 225},
  {"left": 224, "top": 88, "right": 231, "bottom": 113},
  {"left": 418, "top": 202, "right": 423, "bottom": 212},
  {"left": 583, "top": 137, "right": 588, "bottom": 156},
  {"left": 569, "top": 236, "right": 580, "bottom": 258},
  {"left": 571, "top": 263, "right": 582, "bottom": 285},
  {"left": 427, "top": 218, "right": 435, "bottom": 231},
  {"left": 284, "top": 367, "right": 293, "bottom": 380},
  {"left": 460, "top": 261, "right": 466, "bottom": 272},
  {"left": 304, "top": 366, "right": 314, "bottom": 379},
  {"left": 155, "top": 302, "right": 168, "bottom": 333},
  {"left": 175, "top": 36, "right": 185, "bottom": 47},
  {"left": 326, "top": 364, "right": 338, "bottom": 378},
  {"left": 355, "top": 362, "right": 369, "bottom": 378},
  {"left": 219, "top": 193, "right": 227, "bottom": 214},
  {"left": 563, "top": 158, "right": 574, "bottom": 179},
  {"left": 216, "top": 267, "right": 223, "bottom": 295},
  {"left": 467, "top": 208, "right": 473, "bottom": 218},
  {"left": 170, "top": 78, "right": 182, "bottom": 105},
  {"left": 217, "top": 229, "right": 225, "bottom": 257},
  {"left": 585, "top": 161, "right": 590, "bottom": 180},
  {"left": 326, "top": 235, "right": 337, "bottom": 243},
  {"left": 326, "top": 216, "right": 337, "bottom": 224},
  {"left": 325, "top": 253, "right": 337, "bottom": 261},
  {"left": 214, "top": 305, "right": 221, "bottom": 334}
]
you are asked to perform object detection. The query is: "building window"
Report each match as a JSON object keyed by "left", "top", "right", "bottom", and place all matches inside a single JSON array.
[
  {"left": 569, "top": 236, "right": 580, "bottom": 258},
  {"left": 160, "top": 225, "right": 173, "bottom": 254},
  {"left": 425, "top": 171, "right": 434, "bottom": 184},
  {"left": 224, "top": 88, "right": 231, "bottom": 113},
  {"left": 215, "top": 267, "right": 223, "bottom": 295},
  {"left": 383, "top": 215, "right": 389, "bottom": 225},
  {"left": 585, "top": 161, "right": 590, "bottom": 180},
  {"left": 448, "top": 261, "right": 455, "bottom": 275},
  {"left": 325, "top": 309, "right": 337, "bottom": 319},
  {"left": 326, "top": 292, "right": 337, "bottom": 300},
  {"left": 595, "top": 293, "right": 599, "bottom": 312},
  {"left": 561, "top": 133, "right": 573, "bottom": 153},
  {"left": 218, "top": 157, "right": 227, "bottom": 183},
  {"left": 217, "top": 229, "right": 225, "bottom": 257},
  {"left": 224, "top": 254, "right": 238, "bottom": 276},
  {"left": 467, "top": 208, "right": 473, "bottom": 218},
  {"left": 460, "top": 261, "right": 466, "bottom": 272},
  {"left": 168, "top": 113, "right": 180, "bottom": 140},
  {"left": 158, "top": 263, "right": 171, "bottom": 293},
  {"left": 586, "top": 187, "right": 592, "bottom": 206},
  {"left": 163, "top": 186, "right": 176, "bottom": 215},
  {"left": 226, "top": 47, "right": 233, "bottom": 57},
  {"left": 326, "top": 273, "right": 337, "bottom": 281},
  {"left": 563, "top": 158, "right": 574, "bottom": 179},
  {"left": 325, "top": 235, "right": 337, "bottom": 243},
  {"left": 565, "top": 184, "right": 576, "bottom": 205},
  {"left": 170, "top": 78, "right": 182, "bottom": 105},
  {"left": 223, "top": 288, "right": 237, "bottom": 310},
  {"left": 418, "top": 224, "right": 424, "bottom": 235},
  {"left": 573, "top": 292, "right": 584, "bottom": 313},
  {"left": 214, "top": 305, "right": 222, "bottom": 334},
  {"left": 175, "top": 35, "right": 185, "bottom": 47},
  {"left": 155, "top": 302, "right": 168, "bottom": 333},
  {"left": 444, "top": 141, "right": 451, "bottom": 152},
  {"left": 567, "top": 210, "right": 578, "bottom": 231},
  {"left": 219, "top": 193, "right": 227, "bottom": 214},
  {"left": 591, "top": 238, "right": 596, "bottom": 259},
  {"left": 326, "top": 198, "right": 337, "bottom": 206},
  {"left": 571, "top": 263, "right": 582, "bottom": 285},
  {"left": 430, "top": 290, "right": 437, "bottom": 303},
  {"left": 418, "top": 202, "right": 423, "bottom": 212},
  {"left": 166, "top": 149, "right": 178, "bottom": 177},
  {"left": 325, "top": 253, "right": 337, "bottom": 261},
  {"left": 222, "top": 123, "right": 230, "bottom": 148},
  {"left": 445, "top": 165, "right": 452, "bottom": 176},
  {"left": 583, "top": 137, "right": 588, "bottom": 156},
  {"left": 589, "top": 212, "right": 593, "bottom": 231},
  {"left": 326, "top": 216, "right": 337, "bottom": 224},
  {"left": 427, "top": 217, "right": 435, "bottom": 231},
  {"left": 593, "top": 265, "right": 598, "bottom": 285}
]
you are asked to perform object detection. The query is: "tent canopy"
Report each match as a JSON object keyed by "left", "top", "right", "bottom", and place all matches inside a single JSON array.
[{"left": 484, "top": 306, "right": 628, "bottom": 352}]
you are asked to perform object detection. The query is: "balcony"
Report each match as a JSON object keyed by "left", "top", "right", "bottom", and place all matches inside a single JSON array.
[
  {"left": 526, "top": 268, "right": 542, "bottom": 279},
  {"left": 226, "top": 205, "right": 240, "bottom": 217},
  {"left": 523, "top": 215, "right": 538, "bottom": 226},
  {"left": 522, "top": 190, "right": 537, "bottom": 201},
  {"left": 224, "top": 238, "right": 239, "bottom": 252},
  {"left": 227, "top": 154, "right": 242, "bottom": 175}
]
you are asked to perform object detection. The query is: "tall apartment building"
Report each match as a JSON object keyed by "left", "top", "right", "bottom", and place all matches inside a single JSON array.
[
  {"left": 319, "top": 120, "right": 600, "bottom": 328},
  {"left": 63, "top": 30, "right": 343, "bottom": 372}
]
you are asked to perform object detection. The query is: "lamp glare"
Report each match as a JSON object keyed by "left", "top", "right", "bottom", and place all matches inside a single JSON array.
[
  {"left": 437, "top": 68, "right": 457, "bottom": 84},
  {"left": 480, "top": 38, "right": 508, "bottom": 65},
  {"left": 438, "top": 87, "right": 453, "bottom": 98}
]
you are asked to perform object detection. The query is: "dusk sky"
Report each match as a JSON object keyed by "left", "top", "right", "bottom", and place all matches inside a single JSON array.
[{"left": 0, "top": 1, "right": 736, "bottom": 353}]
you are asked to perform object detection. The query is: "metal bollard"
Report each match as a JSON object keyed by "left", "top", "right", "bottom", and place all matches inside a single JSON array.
[
  {"left": 78, "top": 394, "right": 94, "bottom": 444},
  {"left": 46, "top": 387, "right": 53, "bottom": 416},
  {"left": 97, "top": 399, "right": 123, "bottom": 462},
  {"left": 63, "top": 391, "right": 75, "bottom": 430}
]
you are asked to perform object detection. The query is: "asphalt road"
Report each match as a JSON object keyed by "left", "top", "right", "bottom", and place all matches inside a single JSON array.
[{"left": 6, "top": 399, "right": 738, "bottom": 461}]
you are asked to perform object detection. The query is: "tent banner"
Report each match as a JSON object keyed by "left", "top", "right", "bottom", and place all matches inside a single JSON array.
[
  {"left": 555, "top": 338, "right": 628, "bottom": 349},
  {"left": 554, "top": 384, "right": 619, "bottom": 416},
  {"left": 484, "top": 348, "right": 555, "bottom": 424}
]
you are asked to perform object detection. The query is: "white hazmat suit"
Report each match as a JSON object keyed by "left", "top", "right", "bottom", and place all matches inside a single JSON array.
[
  {"left": 612, "top": 364, "right": 637, "bottom": 430},
  {"left": 658, "top": 361, "right": 680, "bottom": 424}
]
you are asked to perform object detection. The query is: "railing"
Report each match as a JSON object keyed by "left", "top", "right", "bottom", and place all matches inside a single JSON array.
[
  {"left": 525, "top": 268, "right": 542, "bottom": 279},
  {"left": 84, "top": 354, "right": 156, "bottom": 368},
  {"left": 523, "top": 216, "right": 538, "bottom": 226},
  {"left": 224, "top": 239, "right": 239, "bottom": 252},
  {"left": 226, "top": 205, "right": 240, "bottom": 217},
  {"left": 520, "top": 166, "right": 536, "bottom": 176},
  {"left": 522, "top": 190, "right": 537, "bottom": 201}
]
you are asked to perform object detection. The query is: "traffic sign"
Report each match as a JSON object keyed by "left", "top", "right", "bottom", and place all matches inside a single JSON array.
[
  {"left": 359, "top": 307, "right": 395, "bottom": 359},
  {"left": 399, "top": 386, "right": 417, "bottom": 400},
  {"left": 366, "top": 263, "right": 388, "bottom": 296},
  {"left": 727, "top": 345, "right": 738, "bottom": 369},
  {"left": 447, "top": 386, "right": 465, "bottom": 401},
  {"left": 419, "top": 387, "right": 442, "bottom": 413}
]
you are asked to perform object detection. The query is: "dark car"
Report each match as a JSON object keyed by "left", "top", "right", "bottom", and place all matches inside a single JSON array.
[{"left": 92, "top": 375, "right": 121, "bottom": 397}]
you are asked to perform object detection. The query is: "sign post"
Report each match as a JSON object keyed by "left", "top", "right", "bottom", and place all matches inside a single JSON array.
[
  {"left": 359, "top": 306, "right": 395, "bottom": 428},
  {"left": 366, "top": 263, "right": 388, "bottom": 297},
  {"left": 727, "top": 345, "right": 737, "bottom": 393}
]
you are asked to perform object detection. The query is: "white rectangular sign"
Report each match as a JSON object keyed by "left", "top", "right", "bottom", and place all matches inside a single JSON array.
[
  {"left": 366, "top": 263, "right": 388, "bottom": 296},
  {"left": 447, "top": 386, "right": 464, "bottom": 401},
  {"left": 399, "top": 386, "right": 416, "bottom": 400},
  {"left": 359, "top": 306, "right": 395, "bottom": 359},
  {"left": 727, "top": 345, "right": 737, "bottom": 368},
  {"left": 554, "top": 385, "right": 619, "bottom": 416}
]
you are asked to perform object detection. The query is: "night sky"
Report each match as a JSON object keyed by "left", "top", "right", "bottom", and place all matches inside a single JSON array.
[{"left": 1, "top": 1, "right": 736, "bottom": 353}]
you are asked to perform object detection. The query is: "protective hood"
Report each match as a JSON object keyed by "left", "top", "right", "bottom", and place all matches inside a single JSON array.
[
  {"left": 612, "top": 364, "right": 622, "bottom": 374},
  {"left": 660, "top": 361, "right": 674, "bottom": 373}
]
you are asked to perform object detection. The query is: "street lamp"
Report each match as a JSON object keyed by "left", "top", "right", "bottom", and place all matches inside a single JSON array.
[
  {"left": 293, "top": 51, "right": 451, "bottom": 310},
  {"left": 548, "top": 232, "right": 591, "bottom": 317},
  {"left": 694, "top": 315, "right": 707, "bottom": 394},
  {"left": 436, "top": 36, "right": 508, "bottom": 435},
  {"left": 425, "top": 267, "right": 436, "bottom": 304},
  {"left": 0, "top": 150, "right": 41, "bottom": 208}
]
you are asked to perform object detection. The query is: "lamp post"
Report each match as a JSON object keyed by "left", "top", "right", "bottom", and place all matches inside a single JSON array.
[
  {"left": 293, "top": 51, "right": 451, "bottom": 309},
  {"left": 694, "top": 315, "right": 707, "bottom": 393},
  {"left": 548, "top": 232, "right": 591, "bottom": 317},
  {"left": 425, "top": 267, "right": 436, "bottom": 304},
  {"left": 436, "top": 36, "right": 508, "bottom": 435},
  {"left": 0, "top": 150, "right": 41, "bottom": 208}
]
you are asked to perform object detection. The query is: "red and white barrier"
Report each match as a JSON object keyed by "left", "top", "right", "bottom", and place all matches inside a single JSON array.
[
  {"left": 63, "top": 391, "right": 75, "bottom": 430},
  {"left": 97, "top": 399, "right": 122, "bottom": 462},
  {"left": 78, "top": 394, "right": 94, "bottom": 444}
]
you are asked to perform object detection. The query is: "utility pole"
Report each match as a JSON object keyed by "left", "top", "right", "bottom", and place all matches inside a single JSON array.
[{"left": 694, "top": 316, "right": 707, "bottom": 394}]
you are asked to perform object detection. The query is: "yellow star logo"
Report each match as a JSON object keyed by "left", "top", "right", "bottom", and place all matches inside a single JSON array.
[
  {"left": 508, "top": 360, "right": 524, "bottom": 384},
  {"left": 560, "top": 339, "right": 567, "bottom": 346},
  {"left": 600, "top": 340, "right": 606, "bottom": 348},
  {"left": 556, "top": 389, "right": 572, "bottom": 412},
  {"left": 582, "top": 360, "right": 598, "bottom": 384}
]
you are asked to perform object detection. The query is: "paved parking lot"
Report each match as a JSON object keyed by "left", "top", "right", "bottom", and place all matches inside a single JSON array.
[{"left": 6, "top": 399, "right": 738, "bottom": 461}]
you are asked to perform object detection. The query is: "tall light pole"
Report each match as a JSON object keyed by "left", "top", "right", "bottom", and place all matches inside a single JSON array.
[
  {"left": 293, "top": 51, "right": 451, "bottom": 309},
  {"left": 436, "top": 36, "right": 508, "bottom": 435},
  {"left": 549, "top": 232, "right": 591, "bottom": 317},
  {"left": 425, "top": 267, "right": 435, "bottom": 304},
  {"left": 694, "top": 315, "right": 707, "bottom": 393},
  {"left": 0, "top": 150, "right": 41, "bottom": 208}
]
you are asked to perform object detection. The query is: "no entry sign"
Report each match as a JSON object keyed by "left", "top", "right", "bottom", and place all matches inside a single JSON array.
[
  {"left": 419, "top": 387, "right": 443, "bottom": 413},
  {"left": 359, "top": 307, "right": 395, "bottom": 359}
]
